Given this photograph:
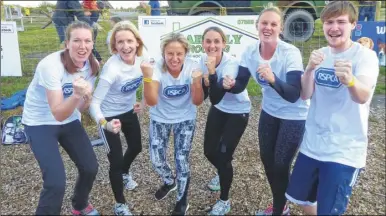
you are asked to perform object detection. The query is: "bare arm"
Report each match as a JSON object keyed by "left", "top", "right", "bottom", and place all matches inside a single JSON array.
[
  {"left": 143, "top": 80, "right": 159, "bottom": 106},
  {"left": 191, "top": 78, "right": 204, "bottom": 106},
  {"left": 348, "top": 75, "right": 375, "bottom": 104},
  {"left": 300, "top": 66, "right": 315, "bottom": 100},
  {"left": 46, "top": 89, "right": 82, "bottom": 122}
]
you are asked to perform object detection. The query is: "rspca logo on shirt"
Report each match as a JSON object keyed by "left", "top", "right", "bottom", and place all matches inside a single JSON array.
[
  {"left": 62, "top": 83, "right": 73, "bottom": 98},
  {"left": 163, "top": 84, "right": 189, "bottom": 98},
  {"left": 121, "top": 77, "right": 143, "bottom": 93},
  {"left": 315, "top": 68, "right": 342, "bottom": 88}
]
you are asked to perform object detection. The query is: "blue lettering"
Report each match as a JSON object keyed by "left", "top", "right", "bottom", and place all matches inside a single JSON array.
[
  {"left": 315, "top": 68, "right": 342, "bottom": 88},
  {"left": 163, "top": 84, "right": 189, "bottom": 98},
  {"left": 121, "top": 77, "right": 143, "bottom": 93},
  {"left": 62, "top": 83, "right": 73, "bottom": 98}
]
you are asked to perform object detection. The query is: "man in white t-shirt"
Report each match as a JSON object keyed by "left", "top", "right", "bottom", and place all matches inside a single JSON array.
[{"left": 285, "top": 1, "right": 379, "bottom": 215}]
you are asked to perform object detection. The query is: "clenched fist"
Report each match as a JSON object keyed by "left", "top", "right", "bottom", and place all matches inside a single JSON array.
[
  {"left": 223, "top": 75, "right": 235, "bottom": 90},
  {"left": 257, "top": 63, "right": 275, "bottom": 84},
  {"left": 72, "top": 76, "right": 89, "bottom": 98},
  {"left": 205, "top": 56, "right": 217, "bottom": 75},
  {"left": 105, "top": 119, "right": 121, "bottom": 134},
  {"left": 133, "top": 102, "right": 142, "bottom": 113},
  {"left": 334, "top": 60, "right": 354, "bottom": 86},
  {"left": 192, "top": 69, "right": 203, "bottom": 81},
  {"left": 140, "top": 60, "right": 153, "bottom": 78},
  {"left": 306, "top": 50, "right": 325, "bottom": 72}
]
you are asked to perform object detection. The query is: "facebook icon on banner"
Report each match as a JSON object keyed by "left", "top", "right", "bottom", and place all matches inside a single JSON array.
[{"left": 144, "top": 19, "right": 149, "bottom": 25}]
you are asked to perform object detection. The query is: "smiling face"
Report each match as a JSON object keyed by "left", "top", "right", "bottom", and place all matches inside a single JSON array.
[
  {"left": 115, "top": 30, "right": 139, "bottom": 64},
  {"left": 256, "top": 11, "right": 282, "bottom": 44},
  {"left": 164, "top": 41, "right": 186, "bottom": 73},
  {"left": 66, "top": 28, "right": 94, "bottom": 67},
  {"left": 323, "top": 14, "right": 355, "bottom": 51},
  {"left": 202, "top": 30, "right": 226, "bottom": 58}
]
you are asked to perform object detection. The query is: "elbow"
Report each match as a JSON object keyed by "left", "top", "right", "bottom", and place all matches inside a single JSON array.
[
  {"left": 354, "top": 97, "right": 369, "bottom": 104},
  {"left": 300, "top": 91, "right": 311, "bottom": 101},
  {"left": 53, "top": 113, "right": 66, "bottom": 122},
  {"left": 193, "top": 97, "right": 204, "bottom": 106},
  {"left": 146, "top": 98, "right": 158, "bottom": 107}
]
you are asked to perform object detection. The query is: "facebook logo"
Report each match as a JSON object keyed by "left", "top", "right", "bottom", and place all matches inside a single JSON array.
[{"left": 144, "top": 20, "right": 149, "bottom": 25}]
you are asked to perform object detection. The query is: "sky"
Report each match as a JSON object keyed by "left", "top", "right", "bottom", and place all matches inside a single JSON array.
[{"left": 3, "top": 1, "right": 169, "bottom": 8}]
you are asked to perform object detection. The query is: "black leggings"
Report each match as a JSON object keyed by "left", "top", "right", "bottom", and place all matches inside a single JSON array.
[
  {"left": 258, "top": 109, "right": 305, "bottom": 215},
  {"left": 99, "top": 110, "right": 142, "bottom": 204},
  {"left": 204, "top": 106, "right": 249, "bottom": 201}
]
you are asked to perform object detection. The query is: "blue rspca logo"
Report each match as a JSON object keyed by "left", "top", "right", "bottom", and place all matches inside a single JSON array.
[
  {"left": 315, "top": 68, "right": 342, "bottom": 88},
  {"left": 163, "top": 84, "right": 189, "bottom": 98},
  {"left": 121, "top": 77, "right": 143, "bottom": 93},
  {"left": 62, "top": 83, "right": 73, "bottom": 98}
]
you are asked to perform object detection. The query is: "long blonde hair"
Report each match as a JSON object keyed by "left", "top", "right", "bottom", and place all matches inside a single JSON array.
[
  {"left": 160, "top": 32, "right": 190, "bottom": 72},
  {"left": 109, "top": 20, "right": 145, "bottom": 56}
]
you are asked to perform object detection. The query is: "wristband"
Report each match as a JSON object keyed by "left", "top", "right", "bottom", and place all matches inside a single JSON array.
[
  {"left": 347, "top": 76, "right": 355, "bottom": 87},
  {"left": 99, "top": 119, "right": 107, "bottom": 128},
  {"left": 143, "top": 77, "right": 152, "bottom": 83}
]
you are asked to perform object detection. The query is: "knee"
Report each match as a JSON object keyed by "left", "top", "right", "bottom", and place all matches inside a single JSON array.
[
  {"left": 43, "top": 175, "right": 66, "bottom": 195},
  {"left": 81, "top": 161, "right": 99, "bottom": 177}
]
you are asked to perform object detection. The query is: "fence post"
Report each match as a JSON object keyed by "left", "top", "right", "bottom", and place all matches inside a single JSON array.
[
  {"left": 376, "top": 1, "right": 382, "bottom": 21},
  {"left": 146, "top": 5, "right": 151, "bottom": 15},
  {"left": 220, "top": 7, "right": 227, "bottom": 16}
]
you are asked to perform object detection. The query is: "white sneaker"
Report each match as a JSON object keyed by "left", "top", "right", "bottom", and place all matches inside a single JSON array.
[
  {"left": 208, "top": 199, "right": 231, "bottom": 215},
  {"left": 123, "top": 173, "right": 138, "bottom": 190},
  {"left": 114, "top": 203, "right": 132, "bottom": 216},
  {"left": 207, "top": 175, "right": 220, "bottom": 191}
]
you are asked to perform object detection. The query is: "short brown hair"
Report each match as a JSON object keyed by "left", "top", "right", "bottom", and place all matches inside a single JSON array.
[
  {"left": 320, "top": 1, "right": 358, "bottom": 23},
  {"left": 62, "top": 21, "right": 99, "bottom": 76},
  {"left": 202, "top": 26, "right": 227, "bottom": 43},
  {"left": 109, "top": 21, "right": 145, "bottom": 57}
]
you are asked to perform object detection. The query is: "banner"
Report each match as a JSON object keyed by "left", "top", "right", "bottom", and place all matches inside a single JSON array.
[
  {"left": 138, "top": 16, "right": 259, "bottom": 62},
  {"left": 352, "top": 21, "right": 386, "bottom": 66},
  {"left": 1, "top": 21, "right": 22, "bottom": 76}
]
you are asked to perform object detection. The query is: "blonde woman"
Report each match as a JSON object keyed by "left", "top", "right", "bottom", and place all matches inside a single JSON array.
[
  {"left": 223, "top": 4, "right": 309, "bottom": 215},
  {"left": 141, "top": 32, "right": 204, "bottom": 215},
  {"left": 90, "top": 21, "right": 147, "bottom": 215}
]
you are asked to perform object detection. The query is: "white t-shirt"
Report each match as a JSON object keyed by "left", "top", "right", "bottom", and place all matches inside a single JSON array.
[
  {"left": 22, "top": 51, "right": 96, "bottom": 126},
  {"left": 199, "top": 52, "right": 251, "bottom": 114},
  {"left": 240, "top": 40, "right": 310, "bottom": 120},
  {"left": 150, "top": 57, "right": 200, "bottom": 123},
  {"left": 300, "top": 42, "right": 379, "bottom": 168},
  {"left": 90, "top": 54, "right": 145, "bottom": 121}
]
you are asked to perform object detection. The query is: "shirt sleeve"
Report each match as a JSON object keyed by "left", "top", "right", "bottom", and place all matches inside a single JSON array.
[
  {"left": 355, "top": 48, "right": 379, "bottom": 86},
  {"left": 89, "top": 78, "right": 111, "bottom": 122},
  {"left": 285, "top": 48, "right": 304, "bottom": 73},
  {"left": 221, "top": 58, "right": 239, "bottom": 79},
  {"left": 37, "top": 60, "right": 63, "bottom": 91},
  {"left": 99, "top": 60, "right": 117, "bottom": 84}
]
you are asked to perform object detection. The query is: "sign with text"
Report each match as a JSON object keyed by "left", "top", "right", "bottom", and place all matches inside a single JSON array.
[
  {"left": 352, "top": 21, "right": 386, "bottom": 66},
  {"left": 138, "top": 16, "right": 259, "bottom": 62},
  {"left": 1, "top": 21, "right": 22, "bottom": 76}
]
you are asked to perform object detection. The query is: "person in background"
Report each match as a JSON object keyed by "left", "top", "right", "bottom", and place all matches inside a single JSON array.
[
  {"left": 52, "top": 0, "right": 103, "bottom": 46},
  {"left": 140, "top": 0, "right": 161, "bottom": 16},
  {"left": 286, "top": 1, "right": 379, "bottom": 215},
  {"left": 22, "top": 21, "right": 100, "bottom": 216},
  {"left": 82, "top": 0, "right": 103, "bottom": 63},
  {"left": 141, "top": 32, "right": 204, "bottom": 215},
  {"left": 358, "top": 0, "right": 377, "bottom": 21}
]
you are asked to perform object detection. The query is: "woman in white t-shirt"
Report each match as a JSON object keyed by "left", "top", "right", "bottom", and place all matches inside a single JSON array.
[
  {"left": 141, "top": 32, "right": 204, "bottom": 215},
  {"left": 89, "top": 21, "right": 145, "bottom": 216},
  {"left": 22, "top": 21, "right": 100, "bottom": 216},
  {"left": 223, "top": 4, "right": 310, "bottom": 215},
  {"left": 198, "top": 26, "right": 251, "bottom": 215}
]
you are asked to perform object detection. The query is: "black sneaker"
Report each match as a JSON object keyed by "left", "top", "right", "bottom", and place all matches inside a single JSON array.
[
  {"left": 171, "top": 200, "right": 189, "bottom": 216},
  {"left": 154, "top": 181, "right": 177, "bottom": 200}
]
